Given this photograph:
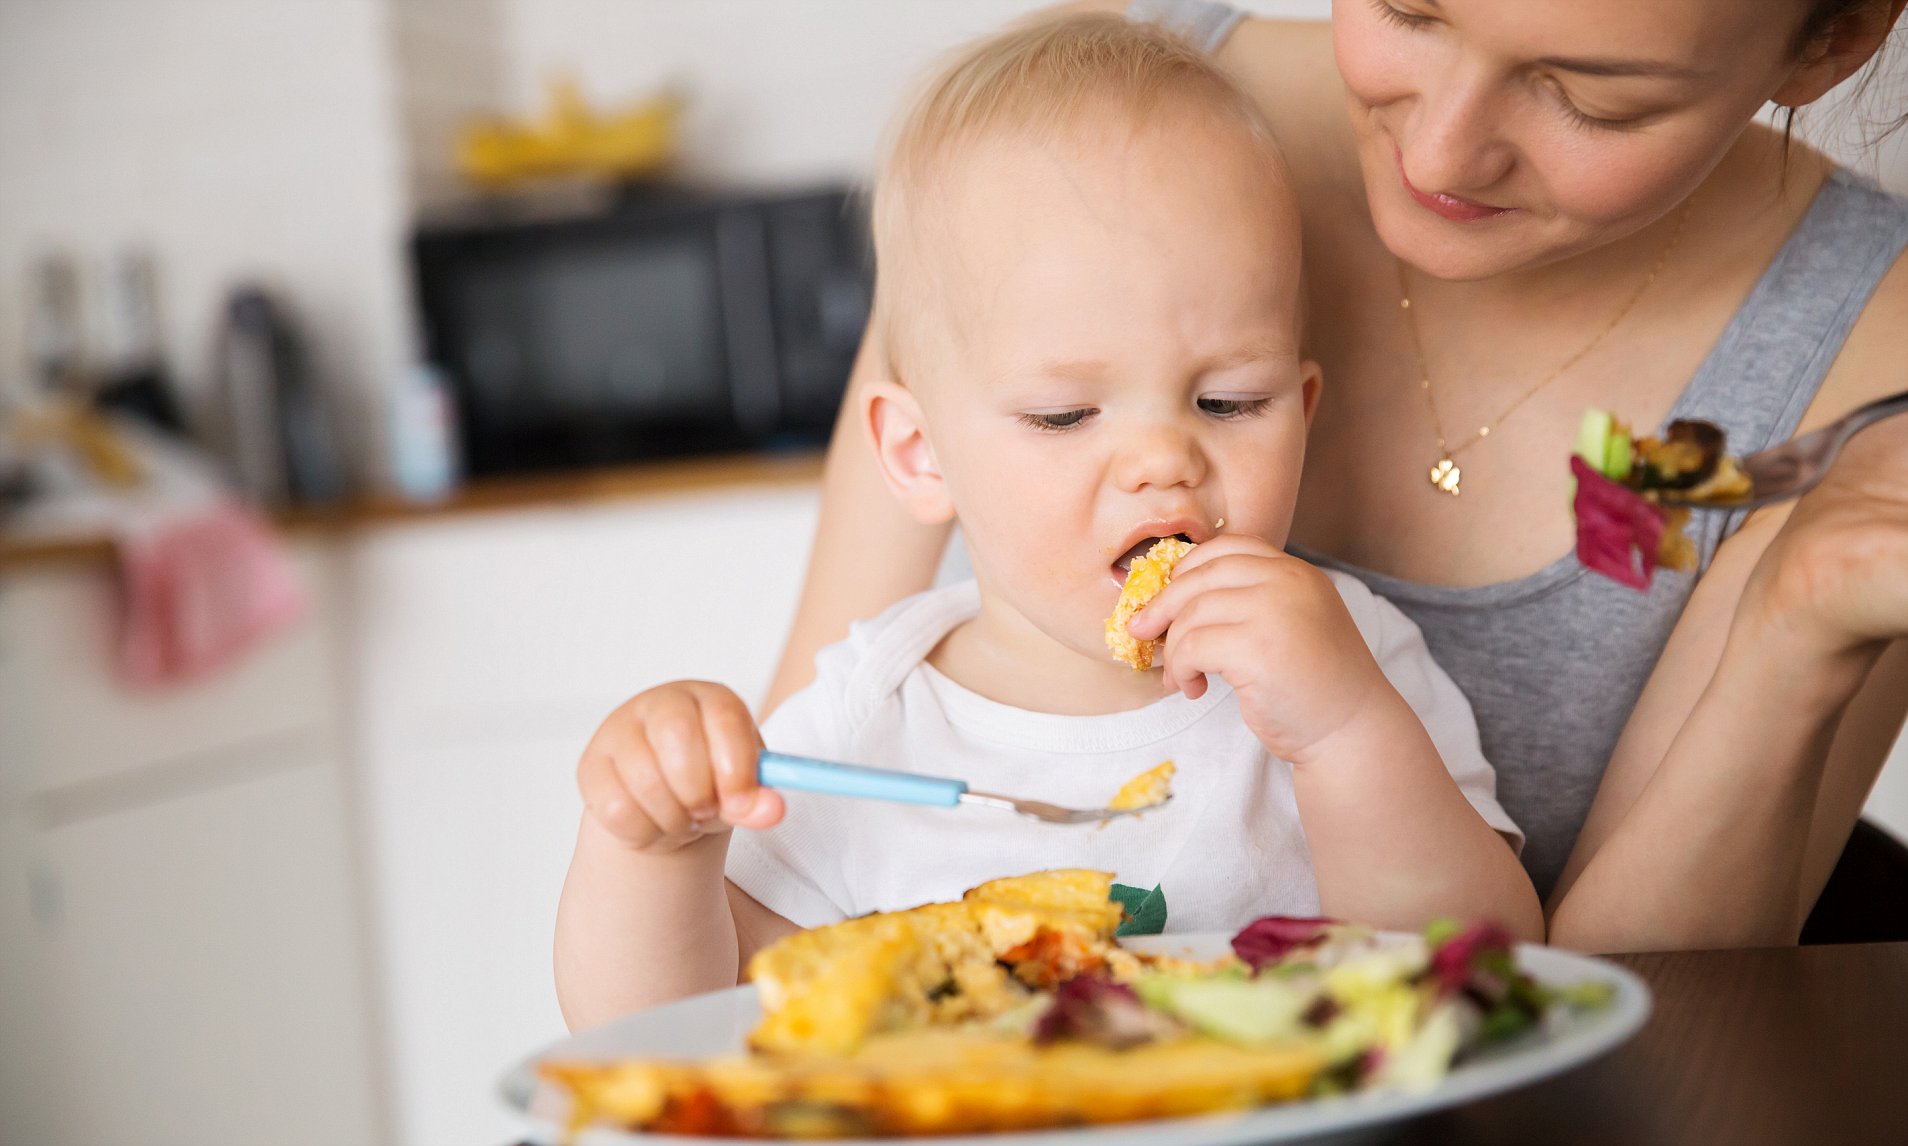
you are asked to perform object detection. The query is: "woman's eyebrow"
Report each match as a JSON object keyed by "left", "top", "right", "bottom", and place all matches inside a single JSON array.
[
  {"left": 1406, "top": 1, "right": 1708, "bottom": 81},
  {"left": 1537, "top": 55, "right": 1710, "bottom": 81}
]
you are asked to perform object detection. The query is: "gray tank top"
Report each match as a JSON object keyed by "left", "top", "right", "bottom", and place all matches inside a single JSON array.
[
  {"left": 1298, "top": 171, "right": 1908, "bottom": 895},
  {"left": 1129, "top": 0, "right": 1908, "bottom": 894}
]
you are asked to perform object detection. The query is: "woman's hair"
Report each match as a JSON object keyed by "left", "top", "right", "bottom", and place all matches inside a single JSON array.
[{"left": 869, "top": 12, "right": 1285, "bottom": 382}]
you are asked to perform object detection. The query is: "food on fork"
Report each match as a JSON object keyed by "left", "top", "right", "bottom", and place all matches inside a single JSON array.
[
  {"left": 1569, "top": 410, "right": 1750, "bottom": 590},
  {"left": 540, "top": 871, "right": 1614, "bottom": 1139},
  {"left": 1106, "top": 537, "right": 1195, "bottom": 669},
  {"left": 1108, "top": 760, "right": 1176, "bottom": 812}
]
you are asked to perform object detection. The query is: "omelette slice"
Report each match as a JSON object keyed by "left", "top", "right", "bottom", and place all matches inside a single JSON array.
[
  {"left": 1105, "top": 538, "right": 1194, "bottom": 669},
  {"left": 745, "top": 870, "right": 1128, "bottom": 1055},
  {"left": 545, "top": 1028, "right": 1322, "bottom": 1138}
]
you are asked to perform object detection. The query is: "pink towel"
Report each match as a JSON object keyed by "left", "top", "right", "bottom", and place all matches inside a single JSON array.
[{"left": 115, "top": 501, "right": 307, "bottom": 689}]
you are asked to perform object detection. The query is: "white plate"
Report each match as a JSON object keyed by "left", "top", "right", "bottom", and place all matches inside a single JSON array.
[{"left": 500, "top": 933, "right": 1650, "bottom": 1145}]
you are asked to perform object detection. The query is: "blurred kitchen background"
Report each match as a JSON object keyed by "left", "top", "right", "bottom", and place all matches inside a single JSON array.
[{"left": 1, "top": 3, "right": 1904, "bottom": 1144}]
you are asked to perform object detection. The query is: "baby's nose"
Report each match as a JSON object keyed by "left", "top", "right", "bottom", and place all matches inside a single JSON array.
[{"left": 1112, "top": 422, "right": 1208, "bottom": 492}]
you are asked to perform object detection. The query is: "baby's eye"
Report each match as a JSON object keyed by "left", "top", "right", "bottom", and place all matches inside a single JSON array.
[
  {"left": 1018, "top": 408, "right": 1096, "bottom": 432},
  {"left": 1197, "top": 396, "right": 1273, "bottom": 419}
]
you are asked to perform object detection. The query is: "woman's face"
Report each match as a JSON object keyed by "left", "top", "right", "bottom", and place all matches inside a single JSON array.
[{"left": 1336, "top": 0, "right": 1815, "bottom": 280}]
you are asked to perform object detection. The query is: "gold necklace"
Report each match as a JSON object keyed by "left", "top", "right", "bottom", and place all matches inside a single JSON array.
[{"left": 1396, "top": 196, "right": 1695, "bottom": 496}]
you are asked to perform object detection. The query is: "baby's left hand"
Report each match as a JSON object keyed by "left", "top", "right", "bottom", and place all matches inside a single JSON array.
[{"left": 1124, "top": 537, "right": 1391, "bottom": 763}]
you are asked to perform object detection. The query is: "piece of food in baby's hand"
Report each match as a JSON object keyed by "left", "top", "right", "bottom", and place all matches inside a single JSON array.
[
  {"left": 1106, "top": 538, "right": 1194, "bottom": 669},
  {"left": 1570, "top": 410, "right": 1752, "bottom": 590},
  {"left": 1108, "top": 761, "right": 1175, "bottom": 812}
]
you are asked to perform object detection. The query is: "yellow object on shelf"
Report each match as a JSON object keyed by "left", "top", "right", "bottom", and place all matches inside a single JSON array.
[
  {"left": 457, "top": 78, "right": 681, "bottom": 187},
  {"left": 9, "top": 399, "right": 144, "bottom": 489}
]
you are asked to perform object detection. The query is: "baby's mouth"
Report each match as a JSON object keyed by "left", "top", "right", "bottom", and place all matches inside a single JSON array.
[{"left": 1112, "top": 533, "right": 1193, "bottom": 577}]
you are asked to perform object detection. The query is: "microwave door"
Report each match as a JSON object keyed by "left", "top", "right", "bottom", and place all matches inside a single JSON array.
[{"left": 715, "top": 206, "right": 782, "bottom": 439}]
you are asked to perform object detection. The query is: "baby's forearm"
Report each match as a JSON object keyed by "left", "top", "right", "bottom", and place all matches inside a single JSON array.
[
  {"left": 1289, "top": 698, "right": 1544, "bottom": 942},
  {"left": 554, "top": 818, "right": 741, "bottom": 1031}
]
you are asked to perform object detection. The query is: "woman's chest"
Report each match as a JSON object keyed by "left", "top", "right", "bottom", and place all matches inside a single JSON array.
[{"left": 1290, "top": 237, "right": 1762, "bottom": 588}]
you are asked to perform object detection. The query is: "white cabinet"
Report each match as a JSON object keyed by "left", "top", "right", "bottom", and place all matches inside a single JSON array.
[
  {"left": 6, "top": 762, "right": 383, "bottom": 1146},
  {"left": 0, "top": 548, "right": 384, "bottom": 1146},
  {"left": 344, "top": 482, "right": 820, "bottom": 1146},
  {"left": 0, "top": 479, "right": 822, "bottom": 1146},
  {"left": 0, "top": 546, "right": 345, "bottom": 792}
]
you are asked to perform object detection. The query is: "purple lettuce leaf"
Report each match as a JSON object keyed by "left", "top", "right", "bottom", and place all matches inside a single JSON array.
[
  {"left": 1571, "top": 456, "right": 1665, "bottom": 591},
  {"left": 1231, "top": 916, "right": 1338, "bottom": 970},
  {"left": 1030, "top": 976, "right": 1171, "bottom": 1050}
]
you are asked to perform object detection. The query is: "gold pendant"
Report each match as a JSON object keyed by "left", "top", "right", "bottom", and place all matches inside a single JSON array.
[{"left": 1429, "top": 457, "right": 1462, "bottom": 495}]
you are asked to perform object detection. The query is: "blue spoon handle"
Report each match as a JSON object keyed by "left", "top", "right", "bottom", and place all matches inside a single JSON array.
[{"left": 757, "top": 750, "right": 968, "bottom": 807}]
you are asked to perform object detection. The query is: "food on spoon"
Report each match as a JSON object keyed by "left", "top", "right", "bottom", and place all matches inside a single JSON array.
[
  {"left": 1570, "top": 410, "right": 1753, "bottom": 589},
  {"left": 1106, "top": 537, "right": 1194, "bottom": 669},
  {"left": 1108, "top": 760, "right": 1176, "bottom": 812},
  {"left": 540, "top": 873, "right": 1614, "bottom": 1139}
]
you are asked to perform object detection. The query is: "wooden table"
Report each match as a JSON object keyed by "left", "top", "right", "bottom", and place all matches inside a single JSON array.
[{"left": 1388, "top": 942, "right": 1908, "bottom": 1145}]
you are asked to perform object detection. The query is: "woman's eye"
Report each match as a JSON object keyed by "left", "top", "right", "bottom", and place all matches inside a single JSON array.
[
  {"left": 1547, "top": 81, "right": 1644, "bottom": 132},
  {"left": 1369, "top": 0, "right": 1435, "bottom": 30},
  {"left": 1018, "top": 408, "right": 1095, "bottom": 432},
  {"left": 1198, "top": 397, "right": 1273, "bottom": 419}
]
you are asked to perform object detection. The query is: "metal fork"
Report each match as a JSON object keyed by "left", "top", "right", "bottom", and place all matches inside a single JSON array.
[
  {"left": 757, "top": 750, "right": 1168, "bottom": 825},
  {"left": 1658, "top": 387, "right": 1908, "bottom": 510}
]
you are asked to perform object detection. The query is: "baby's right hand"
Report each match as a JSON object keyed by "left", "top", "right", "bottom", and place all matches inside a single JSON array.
[{"left": 576, "top": 680, "right": 784, "bottom": 853}]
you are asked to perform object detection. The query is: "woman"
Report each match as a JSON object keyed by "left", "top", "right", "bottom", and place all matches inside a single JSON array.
[{"left": 766, "top": 0, "right": 1908, "bottom": 952}]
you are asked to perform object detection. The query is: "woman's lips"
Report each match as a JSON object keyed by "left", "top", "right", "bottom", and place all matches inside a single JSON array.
[{"left": 1396, "top": 147, "right": 1511, "bottom": 222}]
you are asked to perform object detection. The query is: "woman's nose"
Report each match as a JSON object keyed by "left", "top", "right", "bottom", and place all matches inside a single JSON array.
[
  {"left": 1401, "top": 61, "right": 1515, "bottom": 196},
  {"left": 1112, "top": 421, "right": 1208, "bottom": 493}
]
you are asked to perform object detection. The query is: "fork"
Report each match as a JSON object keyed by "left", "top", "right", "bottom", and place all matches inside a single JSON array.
[
  {"left": 1658, "top": 387, "right": 1908, "bottom": 510},
  {"left": 757, "top": 750, "right": 1167, "bottom": 825}
]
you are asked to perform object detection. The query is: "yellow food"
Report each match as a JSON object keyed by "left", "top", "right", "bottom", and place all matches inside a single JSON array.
[
  {"left": 1108, "top": 760, "right": 1176, "bottom": 811},
  {"left": 457, "top": 78, "right": 680, "bottom": 187},
  {"left": 545, "top": 1028, "right": 1321, "bottom": 1138},
  {"left": 745, "top": 870, "right": 1128, "bottom": 1055},
  {"left": 1105, "top": 537, "right": 1194, "bottom": 669},
  {"left": 544, "top": 869, "right": 1323, "bottom": 1139}
]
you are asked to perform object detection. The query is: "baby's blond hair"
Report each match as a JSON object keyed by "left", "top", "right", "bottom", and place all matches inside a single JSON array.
[{"left": 872, "top": 13, "right": 1289, "bottom": 382}]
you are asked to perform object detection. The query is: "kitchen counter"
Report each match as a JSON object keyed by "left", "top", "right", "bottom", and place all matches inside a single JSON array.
[{"left": 0, "top": 450, "right": 825, "bottom": 569}]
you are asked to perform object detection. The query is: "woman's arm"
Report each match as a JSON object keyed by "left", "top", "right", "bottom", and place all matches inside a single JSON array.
[
  {"left": 762, "top": 326, "right": 950, "bottom": 716},
  {"left": 1549, "top": 259, "right": 1908, "bottom": 952}
]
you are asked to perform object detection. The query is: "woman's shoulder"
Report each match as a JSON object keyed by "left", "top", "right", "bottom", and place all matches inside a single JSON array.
[{"left": 1796, "top": 170, "right": 1908, "bottom": 425}]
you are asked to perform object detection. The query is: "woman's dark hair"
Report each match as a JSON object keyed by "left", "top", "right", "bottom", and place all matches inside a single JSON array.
[{"left": 1783, "top": 0, "right": 1908, "bottom": 149}]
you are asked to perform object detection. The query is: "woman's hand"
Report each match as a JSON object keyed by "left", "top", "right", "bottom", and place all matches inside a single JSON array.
[
  {"left": 1741, "top": 411, "right": 1908, "bottom": 662},
  {"left": 1125, "top": 536, "right": 1391, "bottom": 762},
  {"left": 577, "top": 680, "right": 783, "bottom": 853}
]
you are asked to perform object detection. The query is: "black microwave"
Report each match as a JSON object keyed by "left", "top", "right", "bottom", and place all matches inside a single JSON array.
[{"left": 412, "top": 186, "right": 871, "bottom": 475}]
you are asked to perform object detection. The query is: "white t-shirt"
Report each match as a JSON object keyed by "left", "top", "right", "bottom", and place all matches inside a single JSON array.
[{"left": 728, "top": 575, "right": 1521, "bottom": 933}]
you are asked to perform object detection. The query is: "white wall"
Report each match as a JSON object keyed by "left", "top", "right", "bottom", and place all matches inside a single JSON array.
[
  {"left": 496, "top": 0, "right": 1051, "bottom": 185},
  {"left": 0, "top": 0, "right": 415, "bottom": 484}
]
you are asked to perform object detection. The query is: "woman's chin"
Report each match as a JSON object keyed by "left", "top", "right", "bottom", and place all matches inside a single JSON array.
[
  {"left": 1361, "top": 172, "right": 1574, "bottom": 282},
  {"left": 1370, "top": 201, "right": 1534, "bottom": 282}
]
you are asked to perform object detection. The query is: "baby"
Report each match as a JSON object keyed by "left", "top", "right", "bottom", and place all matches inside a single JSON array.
[{"left": 555, "top": 14, "right": 1539, "bottom": 1029}]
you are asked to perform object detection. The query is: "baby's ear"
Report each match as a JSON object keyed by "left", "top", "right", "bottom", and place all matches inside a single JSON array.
[
  {"left": 1299, "top": 359, "right": 1323, "bottom": 429},
  {"left": 863, "top": 378, "right": 955, "bottom": 524}
]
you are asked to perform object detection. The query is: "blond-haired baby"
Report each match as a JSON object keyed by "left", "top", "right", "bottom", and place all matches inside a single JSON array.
[{"left": 555, "top": 14, "right": 1540, "bottom": 1030}]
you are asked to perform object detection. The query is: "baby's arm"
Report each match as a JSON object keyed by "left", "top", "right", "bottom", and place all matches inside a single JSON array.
[
  {"left": 1128, "top": 539, "right": 1543, "bottom": 940},
  {"left": 553, "top": 681, "right": 799, "bottom": 1030},
  {"left": 1284, "top": 688, "right": 1543, "bottom": 942}
]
